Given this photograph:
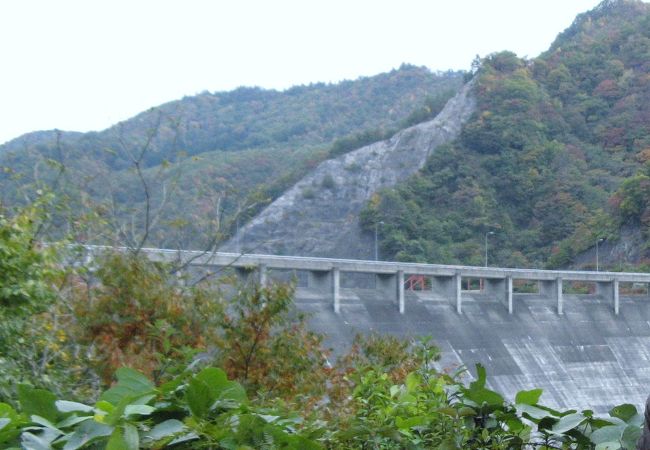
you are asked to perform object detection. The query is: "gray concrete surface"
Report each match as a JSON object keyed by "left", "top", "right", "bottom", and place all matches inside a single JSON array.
[{"left": 296, "top": 288, "right": 650, "bottom": 414}]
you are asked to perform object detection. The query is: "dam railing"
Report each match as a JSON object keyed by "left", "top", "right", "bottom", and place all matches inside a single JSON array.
[{"left": 73, "top": 245, "right": 650, "bottom": 316}]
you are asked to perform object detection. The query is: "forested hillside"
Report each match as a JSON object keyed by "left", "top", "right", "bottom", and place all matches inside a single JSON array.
[
  {"left": 363, "top": 0, "right": 650, "bottom": 269},
  {"left": 0, "top": 66, "right": 463, "bottom": 248}
]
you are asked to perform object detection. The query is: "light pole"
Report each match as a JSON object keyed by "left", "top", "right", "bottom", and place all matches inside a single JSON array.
[
  {"left": 485, "top": 231, "right": 495, "bottom": 267},
  {"left": 374, "top": 221, "right": 384, "bottom": 261},
  {"left": 235, "top": 216, "right": 240, "bottom": 254},
  {"left": 596, "top": 237, "right": 605, "bottom": 271}
]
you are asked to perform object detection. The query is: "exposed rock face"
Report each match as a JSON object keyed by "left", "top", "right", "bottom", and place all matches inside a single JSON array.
[
  {"left": 222, "top": 81, "right": 476, "bottom": 258},
  {"left": 570, "top": 225, "right": 649, "bottom": 270}
]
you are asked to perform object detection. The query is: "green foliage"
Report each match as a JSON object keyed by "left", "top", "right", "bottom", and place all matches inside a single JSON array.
[
  {"left": 365, "top": 0, "right": 650, "bottom": 268},
  {"left": 0, "top": 195, "right": 86, "bottom": 403},
  {"left": 1, "top": 366, "right": 322, "bottom": 449},
  {"left": 0, "top": 195, "right": 58, "bottom": 317},
  {"left": 0, "top": 66, "right": 464, "bottom": 249},
  {"left": 2, "top": 358, "right": 646, "bottom": 449}
]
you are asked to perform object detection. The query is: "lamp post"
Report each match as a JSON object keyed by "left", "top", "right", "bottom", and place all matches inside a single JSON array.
[
  {"left": 235, "top": 216, "right": 240, "bottom": 254},
  {"left": 596, "top": 237, "right": 605, "bottom": 271},
  {"left": 485, "top": 231, "right": 495, "bottom": 267},
  {"left": 374, "top": 221, "right": 384, "bottom": 261}
]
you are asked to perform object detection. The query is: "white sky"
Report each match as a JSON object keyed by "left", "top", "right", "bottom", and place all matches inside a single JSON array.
[{"left": 0, "top": 0, "right": 611, "bottom": 144}]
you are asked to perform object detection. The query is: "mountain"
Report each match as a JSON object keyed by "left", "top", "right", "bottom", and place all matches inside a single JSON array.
[
  {"left": 220, "top": 83, "right": 476, "bottom": 257},
  {"left": 0, "top": 66, "right": 464, "bottom": 248},
  {"left": 353, "top": 0, "right": 650, "bottom": 269}
]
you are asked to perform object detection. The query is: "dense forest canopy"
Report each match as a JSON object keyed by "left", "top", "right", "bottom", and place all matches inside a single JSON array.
[{"left": 363, "top": 0, "right": 650, "bottom": 269}]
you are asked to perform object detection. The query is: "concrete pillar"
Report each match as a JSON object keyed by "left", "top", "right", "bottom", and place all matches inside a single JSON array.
[
  {"left": 175, "top": 269, "right": 185, "bottom": 287},
  {"left": 454, "top": 272, "right": 462, "bottom": 314},
  {"left": 308, "top": 270, "right": 333, "bottom": 293},
  {"left": 258, "top": 264, "right": 267, "bottom": 287},
  {"left": 506, "top": 276, "right": 513, "bottom": 314},
  {"left": 614, "top": 279, "right": 619, "bottom": 315},
  {"left": 557, "top": 278, "right": 563, "bottom": 315},
  {"left": 397, "top": 270, "right": 405, "bottom": 314},
  {"left": 332, "top": 267, "right": 340, "bottom": 314}
]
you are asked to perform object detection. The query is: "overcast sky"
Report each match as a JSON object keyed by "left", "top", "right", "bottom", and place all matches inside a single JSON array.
[{"left": 0, "top": 0, "right": 614, "bottom": 144}]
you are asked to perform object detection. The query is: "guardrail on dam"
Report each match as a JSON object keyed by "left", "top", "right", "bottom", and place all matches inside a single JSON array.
[
  {"left": 129, "top": 247, "right": 650, "bottom": 316},
  {"left": 73, "top": 245, "right": 650, "bottom": 314}
]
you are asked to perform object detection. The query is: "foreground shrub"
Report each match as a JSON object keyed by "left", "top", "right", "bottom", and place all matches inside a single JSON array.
[
  {"left": 0, "top": 362, "right": 644, "bottom": 449},
  {"left": 72, "top": 253, "right": 223, "bottom": 384}
]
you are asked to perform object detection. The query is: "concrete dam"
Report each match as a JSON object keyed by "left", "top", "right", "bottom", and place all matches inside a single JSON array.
[{"left": 90, "top": 246, "right": 650, "bottom": 414}]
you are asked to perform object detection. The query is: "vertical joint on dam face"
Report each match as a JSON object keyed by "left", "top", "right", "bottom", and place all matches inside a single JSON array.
[
  {"left": 454, "top": 272, "right": 462, "bottom": 314},
  {"left": 397, "top": 270, "right": 405, "bottom": 314},
  {"left": 332, "top": 267, "right": 340, "bottom": 314}
]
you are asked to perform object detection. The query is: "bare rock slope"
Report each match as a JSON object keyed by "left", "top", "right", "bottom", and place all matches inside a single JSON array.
[{"left": 222, "top": 81, "right": 476, "bottom": 258}]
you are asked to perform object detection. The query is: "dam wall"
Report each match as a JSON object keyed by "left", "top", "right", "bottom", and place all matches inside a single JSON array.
[{"left": 79, "top": 246, "right": 650, "bottom": 413}]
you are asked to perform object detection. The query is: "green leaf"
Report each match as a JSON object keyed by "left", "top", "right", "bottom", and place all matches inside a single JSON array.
[
  {"left": 405, "top": 372, "right": 420, "bottom": 393},
  {"left": 143, "top": 419, "right": 186, "bottom": 442},
  {"left": 20, "top": 431, "right": 54, "bottom": 450},
  {"left": 589, "top": 425, "right": 625, "bottom": 444},
  {"left": 94, "top": 401, "right": 114, "bottom": 414},
  {"left": 516, "top": 403, "right": 551, "bottom": 420},
  {"left": 515, "top": 388, "right": 543, "bottom": 405},
  {"left": 186, "top": 378, "right": 211, "bottom": 419},
  {"left": 463, "top": 386, "right": 504, "bottom": 407},
  {"left": 124, "top": 404, "right": 155, "bottom": 417},
  {"left": 186, "top": 368, "right": 247, "bottom": 418},
  {"left": 106, "top": 426, "right": 126, "bottom": 450},
  {"left": 30, "top": 415, "right": 62, "bottom": 434},
  {"left": 609, "top": 404, "right": 638, "bottom": 422},
  {"left": 105, "top": 424, "right": 138, "bottom": 450},
  {"left": 469, "top": 363, "right": 487, "bottom": 390},
  {"left": 55, "top": 416, "right": 91, "bottom": 429},
  {"left": 621, "top": 424, "right": 642, "bottom": 449},
  {"left": 198, "top": 367, "right": 247, "bottom": 402},
  {"left": 0, "top": 403, "right": 20, "bottom": 422},
  {"left": 123, "top": 424, "right": 139, "bottom": 450},
  {"left": 0, "top": 403, "right": 22, "bottom": 446},
  {"left": 99, "top": 368, "right": 155, "bottom": 406},
  {"left": 395, "top": 415, "right": 428, "bottom": 429},
  {"left": 595, "top": 442, "right": 622, "bottom": 450},
  {"left": 17, "top": 385, "right": 58, "bottom": 423},
  {"left": 62, "top": 420, "right": 112, "bottom": 450},
  {"left": 55, "top": 401, "right": 93, "bottom": 414},
  {"left": 551, "top": 412, "right": 585, "bottom": 434}
]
